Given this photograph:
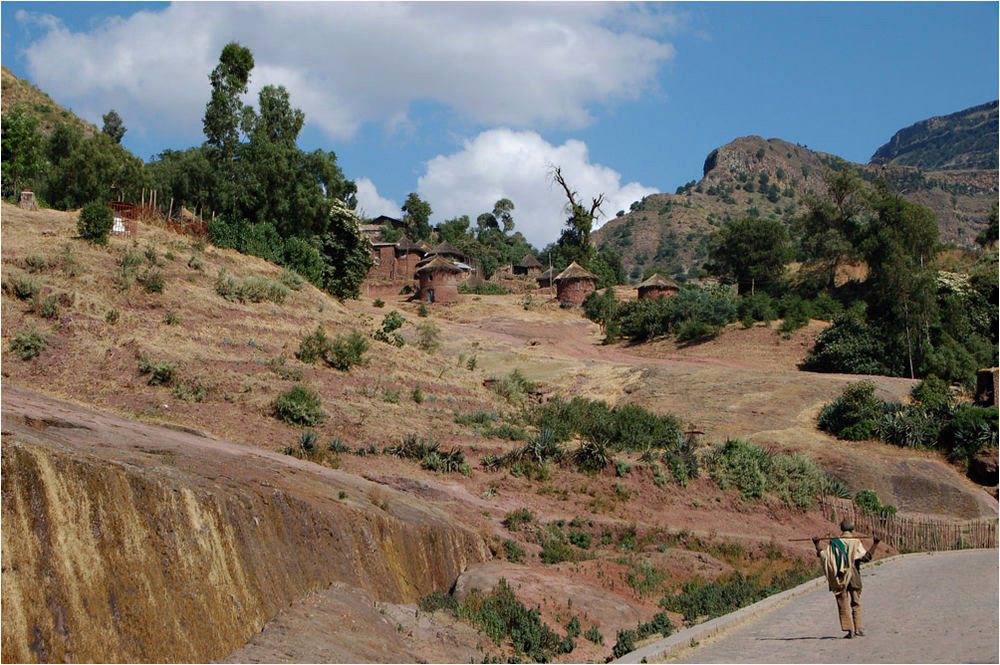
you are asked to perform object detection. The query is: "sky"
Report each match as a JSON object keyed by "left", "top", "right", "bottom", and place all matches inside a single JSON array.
[{"left": 2, "top": 1, "right": 997, "bottom": 248}]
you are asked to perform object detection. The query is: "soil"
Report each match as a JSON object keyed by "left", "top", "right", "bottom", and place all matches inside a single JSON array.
[{"left": 2, "top": 202, "right": 995, "bottom": 662}]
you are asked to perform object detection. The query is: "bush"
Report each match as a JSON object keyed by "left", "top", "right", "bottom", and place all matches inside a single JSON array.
[
  {"left": 32, "top": 293, "right": 59, "bottom": 319},
  {"left": 502, "top": 508, "right": 534, "bottom": 532},
  {"left": 853, "top": 489, "right": 896, "bottom": 517},
  {"left": 138, "top": 354, "right": 177, "bottom": 386},
  {"left": 415, "top": 321, "right": 441, "bottom": 353},
  {"left": 817, "top": 380, "right": 882, "bottom": 440},
  {"left": 583, "top": 625, "right": 604, "bottom": 645},
  {"left": 802, "top": 311, "right": 891, "bottom": 375},
  {"left": 374, "top": 310, "right": 405, "bottom": 346},
  {"left": 273, "top": 385, "right": 327, "bottom": 425},
  {"left": 612, "top": 629, "right": 637, "bottom": 659},
  {"left": 138, "top": 269, "right": 164, "bottom": 293},
  {"left": 5, "top": 273, "right": 39, "bottom": 300},
  {"left": 503, "top": 539, "right": 525, "bottom": 563},
  {"left": 8, "top": 323, "right": 47, "bottom": 360},
  {"left": 77, "top": 201, "right": 113, "bottom": 244},
  {"left": 328, "top": 331, "right": 369, "bottom": 370},
  {"left": 940, "top": 404, "right": 999, "bottom": 464}
]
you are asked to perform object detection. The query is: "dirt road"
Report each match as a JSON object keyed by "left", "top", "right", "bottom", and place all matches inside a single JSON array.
[{"left": 622, "top": 549, "right": 998, "bottom": 663}]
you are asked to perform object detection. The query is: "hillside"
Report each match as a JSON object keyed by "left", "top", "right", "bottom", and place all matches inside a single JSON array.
[
  {"left": 594, "top": 135, "right": 998, "bottom": 281},
  {"left": 871, "top": 100, "right": 999, "bottom": 170},
  {"left": 2, "top": 202, "right": 995, "bottom": 662},
  {"left": 1, "top": 66, "right": 99, "bottom": 137}
]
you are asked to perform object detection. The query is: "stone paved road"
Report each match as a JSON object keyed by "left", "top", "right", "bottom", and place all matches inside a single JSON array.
[{"left": 655, "top": 550, "right": 998, "bottom": 664}]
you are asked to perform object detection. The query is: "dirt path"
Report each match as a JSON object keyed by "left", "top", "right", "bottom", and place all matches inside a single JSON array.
[{"left": 642, "top": 549, "right": 999, "bottom": 663}]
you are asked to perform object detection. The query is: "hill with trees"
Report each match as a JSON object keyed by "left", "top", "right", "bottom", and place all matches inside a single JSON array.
[
  {"left": 593, "top": 133, "right": 997, "bottom": 284},
  {"left": 871, "top": 100, "right": 998, "bottom": 170}
]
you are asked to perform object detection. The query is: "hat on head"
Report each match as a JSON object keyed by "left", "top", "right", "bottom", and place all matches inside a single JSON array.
[{"left": 840, "top": 520, "right": 855, "bottom": 532}]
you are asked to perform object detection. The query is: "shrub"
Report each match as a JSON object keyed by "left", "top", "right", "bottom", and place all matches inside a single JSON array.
[
  {"left": 612, "top": 629, "right": 636, "bottom": 659},
  {"left": 5, "top": 273, "right": 38, "bottom": 300},
  {"left": 417, "top": 303, "right": 429, "bottom": 317},
  {"left": 817, "top": 380, "right": 882, "bottom": 440},
  {"left": 540, "top": 537, "right": 576, "bottom": 564},
  {"left": 572, "top": 439, "right": 613, "bottom": 473},
  {"left": 490, "top": 369, "right": 535, "bottom": 403},
  {"left": 77, "top": 201, "right": 113, "bottom": 244},
  {"left": 853, "top": 489, "right": 897, "bottom": 517},
  {"left": 138, "top": 269, "right": 164, "bottom": 293},
  {"left": 940, "top": 404, "right": 998, "bottom": 464},
  {"left": 373, "top": 298, "right": 385, "bottom": 308},
  {"left": 503, "top": 539, "right": 525, "bottom": 563},
  {"left": 463, "top": 579, "right": 562, "bottom": 661},
  {"left": 278, "top": 269, "right": 304, "bottom": 291},
  {"left": 171, "top": 377, "right": 207, "bottom": 403},
  {"left": 273, "top": 385, "right": 327, "bottom": 425},
  {"left": 583, "top": 625, "right": 604, "bottom": 645},
  {"left": 705, "top": 438, "right": 769, "bottom": 499},
  {"left": 568, "top": 530, "right": 592, "bottom": 549},
  {"left": 411, "top": 386, "right": 425, "bottom": 403},
  {"left": 418, "top": 591, "right": 460, "bottom": 614},
  {"left": 8, "top": 323, "right": 47, "bottom": 360},
  {"left": 327, "top": 331, "right": 369, "bottom": 370},
  {"left": 32, "top": 293, "right": 59, "bottom": 319},
  {"left": 138, "top": 355, "right": 177, "bottom": 386},
  {"left": 415, "top": 321, "right": 441, "bottom": 353},
  {"left": 502, "top": 508, "right": 534, "bottom": 532},
  {"left": 802, "top": 311, "right": 891, "bottom": 375},
  {"left": 374, "top": 310, "right": 406, "bottom": 346}
]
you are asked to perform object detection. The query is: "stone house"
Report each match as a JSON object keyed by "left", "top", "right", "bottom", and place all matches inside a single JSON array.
[{"left": 415, "top": 255, "right": 463, "bottom": 304}]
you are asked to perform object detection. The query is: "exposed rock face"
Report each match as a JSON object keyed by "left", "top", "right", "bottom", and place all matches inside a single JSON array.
[
  {"left": 870, "top": 100, "right": 999, "bottom": 170},
  {"left": 969, "top": 451, "right": 999, "bottom": 487},
  {"left": 1, "top": 385, "right": 490, "bottom": 663}
]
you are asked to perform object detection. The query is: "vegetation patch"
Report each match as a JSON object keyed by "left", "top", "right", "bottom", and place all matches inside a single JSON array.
[{"left": 272, "top": 385, "right": 327, "bottom": 426}]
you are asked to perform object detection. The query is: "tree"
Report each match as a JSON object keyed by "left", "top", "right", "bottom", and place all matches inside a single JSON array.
[
  {"left": 203, "top": 42, "right": 255, "bottom": 160},
  {"left": 317, "top": 199, "right": 373, "bottom": 298},
  {"left": 477, "top": 198, "right": 515, "bottom": 233},
  {"left": 792, "top": 169, "right": 868, "bottom": 291},
  {"left": 101, "top": 110, "right": 126, "bottom": 144},
  {"left": 402, "top": 193, "right": 432, "bottom": 240},
  {"left": 550, "top": 166, "right": 603, "bottom": 269},
  {"left": 704, "top": 217, "right": 793, "bottom": 294},
  {"left": 1, "top": 106, "right": 46, "bottom": 198}
]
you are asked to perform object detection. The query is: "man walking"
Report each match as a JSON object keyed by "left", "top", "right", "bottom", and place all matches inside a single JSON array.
[{"left": 813, "top": 521, "right": 881, "bottom": 638}]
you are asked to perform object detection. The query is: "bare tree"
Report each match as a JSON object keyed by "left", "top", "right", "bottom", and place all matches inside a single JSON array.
[{"left": 548, "top": 165, "right": 604, "bottom": 267}]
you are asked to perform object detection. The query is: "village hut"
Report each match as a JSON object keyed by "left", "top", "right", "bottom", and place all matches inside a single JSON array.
[
  {"left": 513, "top": 253, "right": 544, "bottom": 276},
  {"left": 414, "top": 255, "right": 463, "bottom": 304},
  {"left": 415, "top": 239, "right": 434, "bottom": 253},
  {"left": 637, "top": 273, "right": 680, "bottom": 299},
  {"left": 369, "top": 242, "right": 398, "bottom": 279},
  {"left": 553, "top": 261, "right": 598, "bottom": 306},
  {"left": 394, "top": 236, "right": 425, "bottom": 275},
  {"left": 536, "top": 267, "right": 557, "bottom": 289},
  {"left": 426, "top": 240, "right": 466, "bottom": 262}
]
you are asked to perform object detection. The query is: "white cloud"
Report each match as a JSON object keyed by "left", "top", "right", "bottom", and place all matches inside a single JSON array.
[
  {"left": 353, "top": 177, "right": 399, "bottom": 220},
  {"left": 17, "top": 3, "right": 674, "bottom": 145},
  {"left": 418, "top": 129, "right": 658, "bottom": 248}
]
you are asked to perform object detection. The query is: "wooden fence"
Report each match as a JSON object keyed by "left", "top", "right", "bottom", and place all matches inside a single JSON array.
[{"left": 817, "top": 497, "right": 997, "bottom": 552}]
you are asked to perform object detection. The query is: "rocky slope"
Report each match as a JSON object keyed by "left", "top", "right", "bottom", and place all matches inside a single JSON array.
[
  {"left": 871, "top": 100, "right": 998, "bottom": 170},
  {"left": 594, "top": 132, "right": 997, "bottom": 281},
  {"left": 1, "top": 384, "right": 489, "bottom": 663}
]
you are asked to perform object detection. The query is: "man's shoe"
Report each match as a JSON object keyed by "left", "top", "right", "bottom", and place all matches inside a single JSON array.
[
  {"left": 843, "top": 631, "right": 853, "bottom": 639},
  {"left": 854, "top": 630, "right": 865, "bottom": 637}
]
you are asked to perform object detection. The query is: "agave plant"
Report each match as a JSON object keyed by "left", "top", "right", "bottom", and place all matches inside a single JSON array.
[{"left": 573, "top": 439, "right": 613, "bottom": 473}]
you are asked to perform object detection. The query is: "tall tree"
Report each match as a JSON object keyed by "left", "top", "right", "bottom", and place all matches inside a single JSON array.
[
  {"left": 0, "top": 106, "right": 46, "bottom": 198},
  {"left": 101, "top": 110, "right": 127, "bottom": 144},
  {"left": 477, "top": 198, "right": 515, "bottom": 233},
  {"left": 551, "top": 166, "right": 603, "bottom": 268},
  {"left": 705, "top": 217, "right": 793, "bottom": 294},
  {"left": 203, "top": 42, "right": 254, "bottom": 161},
  {"left": 402, "top": 193, "right": 432, "bottom": 240},
  {"left": 792, "top": 169, "right": 868, "bottom": 290}
]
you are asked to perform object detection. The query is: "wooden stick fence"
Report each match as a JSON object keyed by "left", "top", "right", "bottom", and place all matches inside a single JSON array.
[{"left": 817, "top": 496, "right": 998, "bottom": 552}]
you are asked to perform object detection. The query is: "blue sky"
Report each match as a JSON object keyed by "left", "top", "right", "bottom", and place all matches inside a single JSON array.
[{"left": 3, "top": 2, "right": 997, "bottom": 247}]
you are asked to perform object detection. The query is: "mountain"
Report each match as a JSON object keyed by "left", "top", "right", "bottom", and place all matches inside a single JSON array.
[
  {"left": 1, "top": 66, "right": 98, "bottom": 137},
  {"left": 871, "top": 101, "right": 998, "bottom": 170},
  {"left": 594, "top": 129, "right": 997, "bottom": 282}
]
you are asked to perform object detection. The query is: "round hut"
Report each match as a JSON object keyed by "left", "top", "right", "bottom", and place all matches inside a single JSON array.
[
  {"left": 427, "top": 240, "right": 466, "bottom": 262},
  {"left": 513, "top": 253, "right": 544, "bottom": 276},
  {"left": 553, "top": 261, "right": 598, "bottom": 306},
  {"left": 414, "top": 255, "right": 463, "bottom": 304},
  {"left": 536, "top": 267, "right": 557, "bottom": 289},
  {"left": 637, "top": 273, "right": 680, "bottom": 299}
]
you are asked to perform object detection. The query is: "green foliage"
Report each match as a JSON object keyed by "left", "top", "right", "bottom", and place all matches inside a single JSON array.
[
  {"left": 214, "top": 270, "right": 288, "bottom": 303},
  {"left": 705, "top": 217, "right": 793, "bottom": 294},
  {"left": 77, "top": 201, "right": 114, "bottom": 244},
  {"left": 171, "top": 377, "right": 208, "bottom": 403},
  {"left": 489, "top": 369, "right": 536, "bottom": 403},
  {"left": 327, "top": 331, "right": 369, "bottom": 370},
  {"left": 138, "top": 355, "right": 177, "bottom": 386},
  {"left": 583, "top": 625, "right": 603, "bottom": 645},
  {"left": 415, "top": 321, "right": 441, "bottom": 353},
  {"left": 503, "top": 539, "right": 525, "bottom": 563},
  {"left": 5, "top": 273, "right": 39, "bottom": 300},
  {"left": 418, "top": 592, "right": 460, "bottom": 614},
  {"left": 8, "top": 323, "right": 47, "bottom": 360},
  {"left": 272, "top": 385, "right": 327, "bottom": 425},
  {"left": 704, "top": 438, "right": 825, "bottom": 507},
  {"left": 613, "top": 286, "right": 738, "bottom": 343},
  {"left": 534, "top": 396, "right": 682, "bottom": 454},
  {"left": 940, "top": 404, "right": 999, "bottom": 464},
  {"left": 402, "top": 192, "right": 433, "bottom": 240},
  {"left": 611, "top": 629, "right": 636, "bottom": 659},
  {"left": 803, "top": 311, "right": 891, "bottom": 376},
  {"left": 410, "top": 386, "right": 425, "bottom": 403},
  {"left": 101, "top": 109, "right": 126, "bottom": 144},
  {"left": 462, "top": 579, "right": 563, "bottom": 661},
  {"left": 374, "top": 310, "right": 406, "bottom": 346},
  {"left": 138, "top": 269, "right": 165, "bottom": 293},
  {"left": 1, "top": 106, "right": 46, "bottom": 197},
  {"left": 502, "top": 508, "right": 534, "bottom": 532},
  {"left": 818, "top": 380, "right": 885, "bottom": 441},
  {"left": 853, "top": 489, "right": 897, "bottom": 517}
]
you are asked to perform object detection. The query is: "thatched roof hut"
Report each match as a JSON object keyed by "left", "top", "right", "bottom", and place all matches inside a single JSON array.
[
  {"left": 414, "top": 255, "right": 463, "bottom": 304},
  {"left": 427, "top": 240, "right": 465, "bottom": 261},
  {"left": 553, "top": 261, "right": 598, "bottom": 306},
  {"left": 536, "top": 267, "right": 557, "bottom": 288},
  {"left": 513, "top": 253, "right": 544, "bottom": 276},
  {"left": 637, "top": 273, "right": 680, "bottom": 299}
]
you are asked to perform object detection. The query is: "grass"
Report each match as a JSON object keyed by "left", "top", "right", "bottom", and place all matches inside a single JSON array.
[{"left": 8, "top": 323, "right": 47, "bottom": 360}]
